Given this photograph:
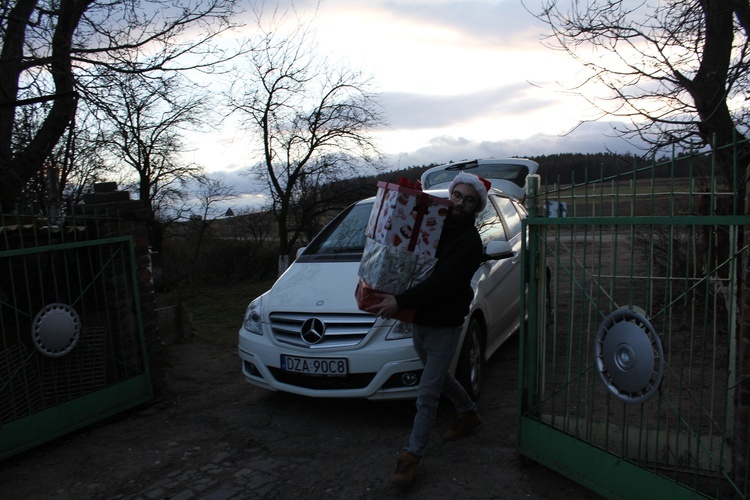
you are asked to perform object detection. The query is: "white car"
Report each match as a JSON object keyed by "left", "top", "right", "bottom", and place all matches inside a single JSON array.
[{"left": 238, "top": 158, "right": 539, "bottom": 400}]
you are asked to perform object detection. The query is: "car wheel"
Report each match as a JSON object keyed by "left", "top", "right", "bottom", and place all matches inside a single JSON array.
[{"left": 456, "top": 316, "right": 484, "bottom": 401}]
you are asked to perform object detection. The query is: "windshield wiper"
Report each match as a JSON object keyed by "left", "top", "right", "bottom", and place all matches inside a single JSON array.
[{"left": 332, "top": 247, "right": 364, "bottom": 254}]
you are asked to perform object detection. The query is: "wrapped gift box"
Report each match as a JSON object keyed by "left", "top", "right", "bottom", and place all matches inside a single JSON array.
[
  {"left": 365, "top": 180, "right": 450, "bottom": 258},
  {"left": 355, "top": 278, "right": 415, "bottom": 323},
  {"left": 356, "top": 179, "right": 450, "bottom": 321},
  {"left": 358, "top": 237, "right": 437, "bottom": 295}
]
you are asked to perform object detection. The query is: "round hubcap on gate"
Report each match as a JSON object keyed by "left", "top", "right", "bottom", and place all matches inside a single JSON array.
[
  {"left": 594, "top": 308, "right": 663, "bottom": 404},
  {"left": 32, "top": 303, "right": 81, "bottom": 357}
]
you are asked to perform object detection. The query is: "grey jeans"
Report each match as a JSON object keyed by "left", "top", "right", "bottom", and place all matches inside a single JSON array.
[{"left": 406, "top": 323, "right": 477, "bottom": 457}]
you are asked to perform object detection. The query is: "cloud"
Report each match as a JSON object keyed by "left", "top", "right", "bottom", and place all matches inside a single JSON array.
[
  {"left": 313, "top": 0, "right": 547, "bottom": 50},
  {"left": 385, "top": 120, "right": 647, "bottom": 167},
  {"left": 377, "top": 0, "right": 547, "bottom": 47},
  {"left": 199, "top": 119, "right": 647, "bottom": 216},
  {"left": 194, "top": 1, "right": 642, "bottom": 190},
  {"left": 194, "top": 169, "right": 270, "bottom": 213},
  {"left": 380, "top": 82, "right": 554, "bottom": 129}
]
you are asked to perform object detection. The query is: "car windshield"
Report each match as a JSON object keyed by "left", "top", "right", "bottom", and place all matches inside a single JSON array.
[
  {"left": 422, "top": 163, "right": 530, "bottom": 189},
  {"left": 304, "top": 202, "right": 373, "bottom": 256}
]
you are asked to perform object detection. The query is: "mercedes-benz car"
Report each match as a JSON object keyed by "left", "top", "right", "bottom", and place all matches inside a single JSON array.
[{"left": 238, "top": 158, "right": 539, "bottom": 400}]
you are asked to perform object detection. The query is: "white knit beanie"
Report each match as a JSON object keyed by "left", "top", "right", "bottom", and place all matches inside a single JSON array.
[{"left": 449, "top": 172, "right": 491, "bottom": 212}]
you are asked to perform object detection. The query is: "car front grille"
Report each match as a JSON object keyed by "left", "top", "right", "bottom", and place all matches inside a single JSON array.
[{"left": 269, "top": 312, "right": 377, "bottom": 348}]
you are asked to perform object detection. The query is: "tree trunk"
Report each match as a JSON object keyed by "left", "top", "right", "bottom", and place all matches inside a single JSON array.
[
  {"left": 684, "top": 0, "right": 749, "bottom": 191},
  {"left": 277, "top": 255, "right": 289, "bottom": 277},
  {"left": 0, "top": 0, "right": 90, "bottom": 210}
]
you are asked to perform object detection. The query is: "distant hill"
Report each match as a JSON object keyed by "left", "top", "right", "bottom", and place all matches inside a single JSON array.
[{"left": 367, "top": 152, "right": 711, "bottom": 188}]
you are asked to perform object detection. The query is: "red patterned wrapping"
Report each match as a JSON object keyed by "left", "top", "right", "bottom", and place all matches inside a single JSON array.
[
  {"left": 355, "top": 279, "right": 416, "bottom": 323},
  {"left": 356, "top": 179, "right": 450, "bottom": 322},
  {"left": 365, "top": 180, "right": 450, "bottom": 258}
]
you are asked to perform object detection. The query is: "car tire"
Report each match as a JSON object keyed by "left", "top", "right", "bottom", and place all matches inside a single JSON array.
[{"left": 456, "top": 316, "right": 484, "bottom": 401}]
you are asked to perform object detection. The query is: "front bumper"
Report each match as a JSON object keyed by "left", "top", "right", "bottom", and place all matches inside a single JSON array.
[{"left": 238, "top": 327, "right": 423, "bottom": 400}]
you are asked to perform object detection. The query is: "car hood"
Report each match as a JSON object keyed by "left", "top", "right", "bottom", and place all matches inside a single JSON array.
[{"left": 263, "top": 261, "right": 362, "bottom": 315}]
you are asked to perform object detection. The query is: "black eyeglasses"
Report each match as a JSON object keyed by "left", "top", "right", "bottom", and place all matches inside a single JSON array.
[{"left": 451, "top": 191, "right": 477, "bottom": 205}]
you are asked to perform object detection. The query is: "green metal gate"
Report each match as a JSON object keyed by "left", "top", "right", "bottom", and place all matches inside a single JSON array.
[
  {"left": 518, "top": 146, "right": 750, "bottom": 498},
  {"left": 0, "top": 214, "right": 152, "bottom": 459}
]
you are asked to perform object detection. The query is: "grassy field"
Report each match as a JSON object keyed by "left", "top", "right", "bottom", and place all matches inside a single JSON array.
[
  {"left": 540, "top": 176, "right": 734, "bottom": 218},
  {"left": 156, "top": 279, "right": 276, "bottom": 346}
]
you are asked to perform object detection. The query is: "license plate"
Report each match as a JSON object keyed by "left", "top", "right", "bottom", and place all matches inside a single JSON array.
[{"left": 280, "top": 355, "right": 348, "bottom": 376}]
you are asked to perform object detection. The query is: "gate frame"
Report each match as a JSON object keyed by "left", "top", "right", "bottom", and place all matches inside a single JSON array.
[
  {"left": 517, "top": 164, "right": 750, "bottom": 499},
  {"left": 0, "top": 235, "right": 153, "bottom": 459}
]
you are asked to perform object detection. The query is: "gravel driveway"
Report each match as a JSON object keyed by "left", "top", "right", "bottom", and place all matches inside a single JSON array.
[{"left": 0, "top": 336, "right": 602, "bottom": 499}]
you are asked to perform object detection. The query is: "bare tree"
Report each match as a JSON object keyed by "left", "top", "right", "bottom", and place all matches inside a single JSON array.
[
  {"left": 227, "top": 8, "right": 386, "bottom": 273},
  {"left": 231, "top": 208, "right": 276, "bottom": 247},
  {"left": 0, "top": 0, "right": 244, "bottom": 211},
  {"left": 530, "top": 0, "right": 750, "bottom": 186},
  {"left": 85, "top": 70, "right": 209, "bottom": 215},
  {"left": 10, "top": 96, "right": 111, "bottom": 214},
  {"left": 57, "top": 114, "right": 111, "bottom": 207},
  {"left": 185, "top": 177, "right": 238, "bottom": 281}
]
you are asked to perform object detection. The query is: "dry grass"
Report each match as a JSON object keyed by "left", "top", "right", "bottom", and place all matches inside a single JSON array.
[{"left": 156, "top": 279, "right": 276, "bottom": 346}]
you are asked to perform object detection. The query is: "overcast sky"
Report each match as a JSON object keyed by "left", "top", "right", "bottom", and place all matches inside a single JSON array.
[{"left": 186, "top": 0, "right": 644, "bottom": 212}]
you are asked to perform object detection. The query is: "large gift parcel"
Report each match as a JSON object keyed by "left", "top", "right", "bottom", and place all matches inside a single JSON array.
[{"left": 357, "top": 179, "right": 450, "bottom": 298}]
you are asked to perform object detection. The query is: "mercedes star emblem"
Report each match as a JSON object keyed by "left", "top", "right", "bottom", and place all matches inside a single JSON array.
[{"left": 300, "top": 317, "right": 326, "bottom": 344}]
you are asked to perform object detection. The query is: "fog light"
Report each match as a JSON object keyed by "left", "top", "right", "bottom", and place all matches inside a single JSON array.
[
  {"left": 244, "top": 360, "right": 259, "bottom": 376},
  {"left": 401, "top": 372, "right": 418, "bottom": 386}
]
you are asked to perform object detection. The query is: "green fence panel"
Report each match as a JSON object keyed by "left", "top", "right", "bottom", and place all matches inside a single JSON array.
[
  {"left": 0, "top": 216, "right": 152, "bottom": 459},
  {"left": 519, "top": 145, "right": 750, "bottom": 499}
]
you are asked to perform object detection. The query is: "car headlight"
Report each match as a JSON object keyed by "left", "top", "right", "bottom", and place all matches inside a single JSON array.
[
  {"left": 385, "top": 320, "right": 413, "bottom": 340},
  {"left": 243, "top": 295, "right": 264, "bottom": 335}
]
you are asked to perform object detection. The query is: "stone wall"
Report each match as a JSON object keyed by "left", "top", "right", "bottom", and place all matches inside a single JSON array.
[{"left": 75, "top": 182, "right": 165, "bottom": 397}]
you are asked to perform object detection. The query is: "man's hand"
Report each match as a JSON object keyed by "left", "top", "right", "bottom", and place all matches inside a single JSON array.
[{"left": 368, "top": 293, "right": 400, "bottom": 319}]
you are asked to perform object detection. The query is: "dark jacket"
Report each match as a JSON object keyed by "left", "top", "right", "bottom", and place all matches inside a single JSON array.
[{"left": 395, "top": 214, "right": 483, "bottom": 326}]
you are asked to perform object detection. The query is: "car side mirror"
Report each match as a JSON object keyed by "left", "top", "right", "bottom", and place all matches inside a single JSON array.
[
  {"left": 483, "top": 240, "right": 515, "bottom": 261},
  {"left": 296, "top": 246, "right": 307, "bottom": 259}
]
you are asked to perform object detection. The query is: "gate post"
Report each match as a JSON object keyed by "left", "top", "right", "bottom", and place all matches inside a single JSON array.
[
  {"left": 737, "top": 170, "right": 750, "bottom": 494},
  {"left": 76, "top": 182, "right": 166, "bottom": 397}
]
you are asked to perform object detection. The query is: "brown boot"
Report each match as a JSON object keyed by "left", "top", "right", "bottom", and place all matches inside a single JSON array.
[
  {"left": 442, "top": 410, "right": 482, "bottom": 441},
  {"left": 390, "top": 450, "right": 420, "bottom": 487}
]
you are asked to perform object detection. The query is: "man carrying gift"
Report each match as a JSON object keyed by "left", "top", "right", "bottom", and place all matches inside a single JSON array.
[{"left": 367, "top": 172, "right": 491, "bottom": 488}]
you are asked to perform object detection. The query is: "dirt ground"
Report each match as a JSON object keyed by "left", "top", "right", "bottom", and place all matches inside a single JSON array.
[{"left": 0, "top": 335, "right": 602, "bottom": 499}]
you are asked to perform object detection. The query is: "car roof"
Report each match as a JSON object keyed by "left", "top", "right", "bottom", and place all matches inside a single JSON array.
[
  {"left": 355, "top": 186, "right": 513, "bottom": 206},
  {"left": 356, "top": 187, "right": 449, "bottom": 205},
  {"left": 419, "top": 158, "right": 538, "bottom": 202}
]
